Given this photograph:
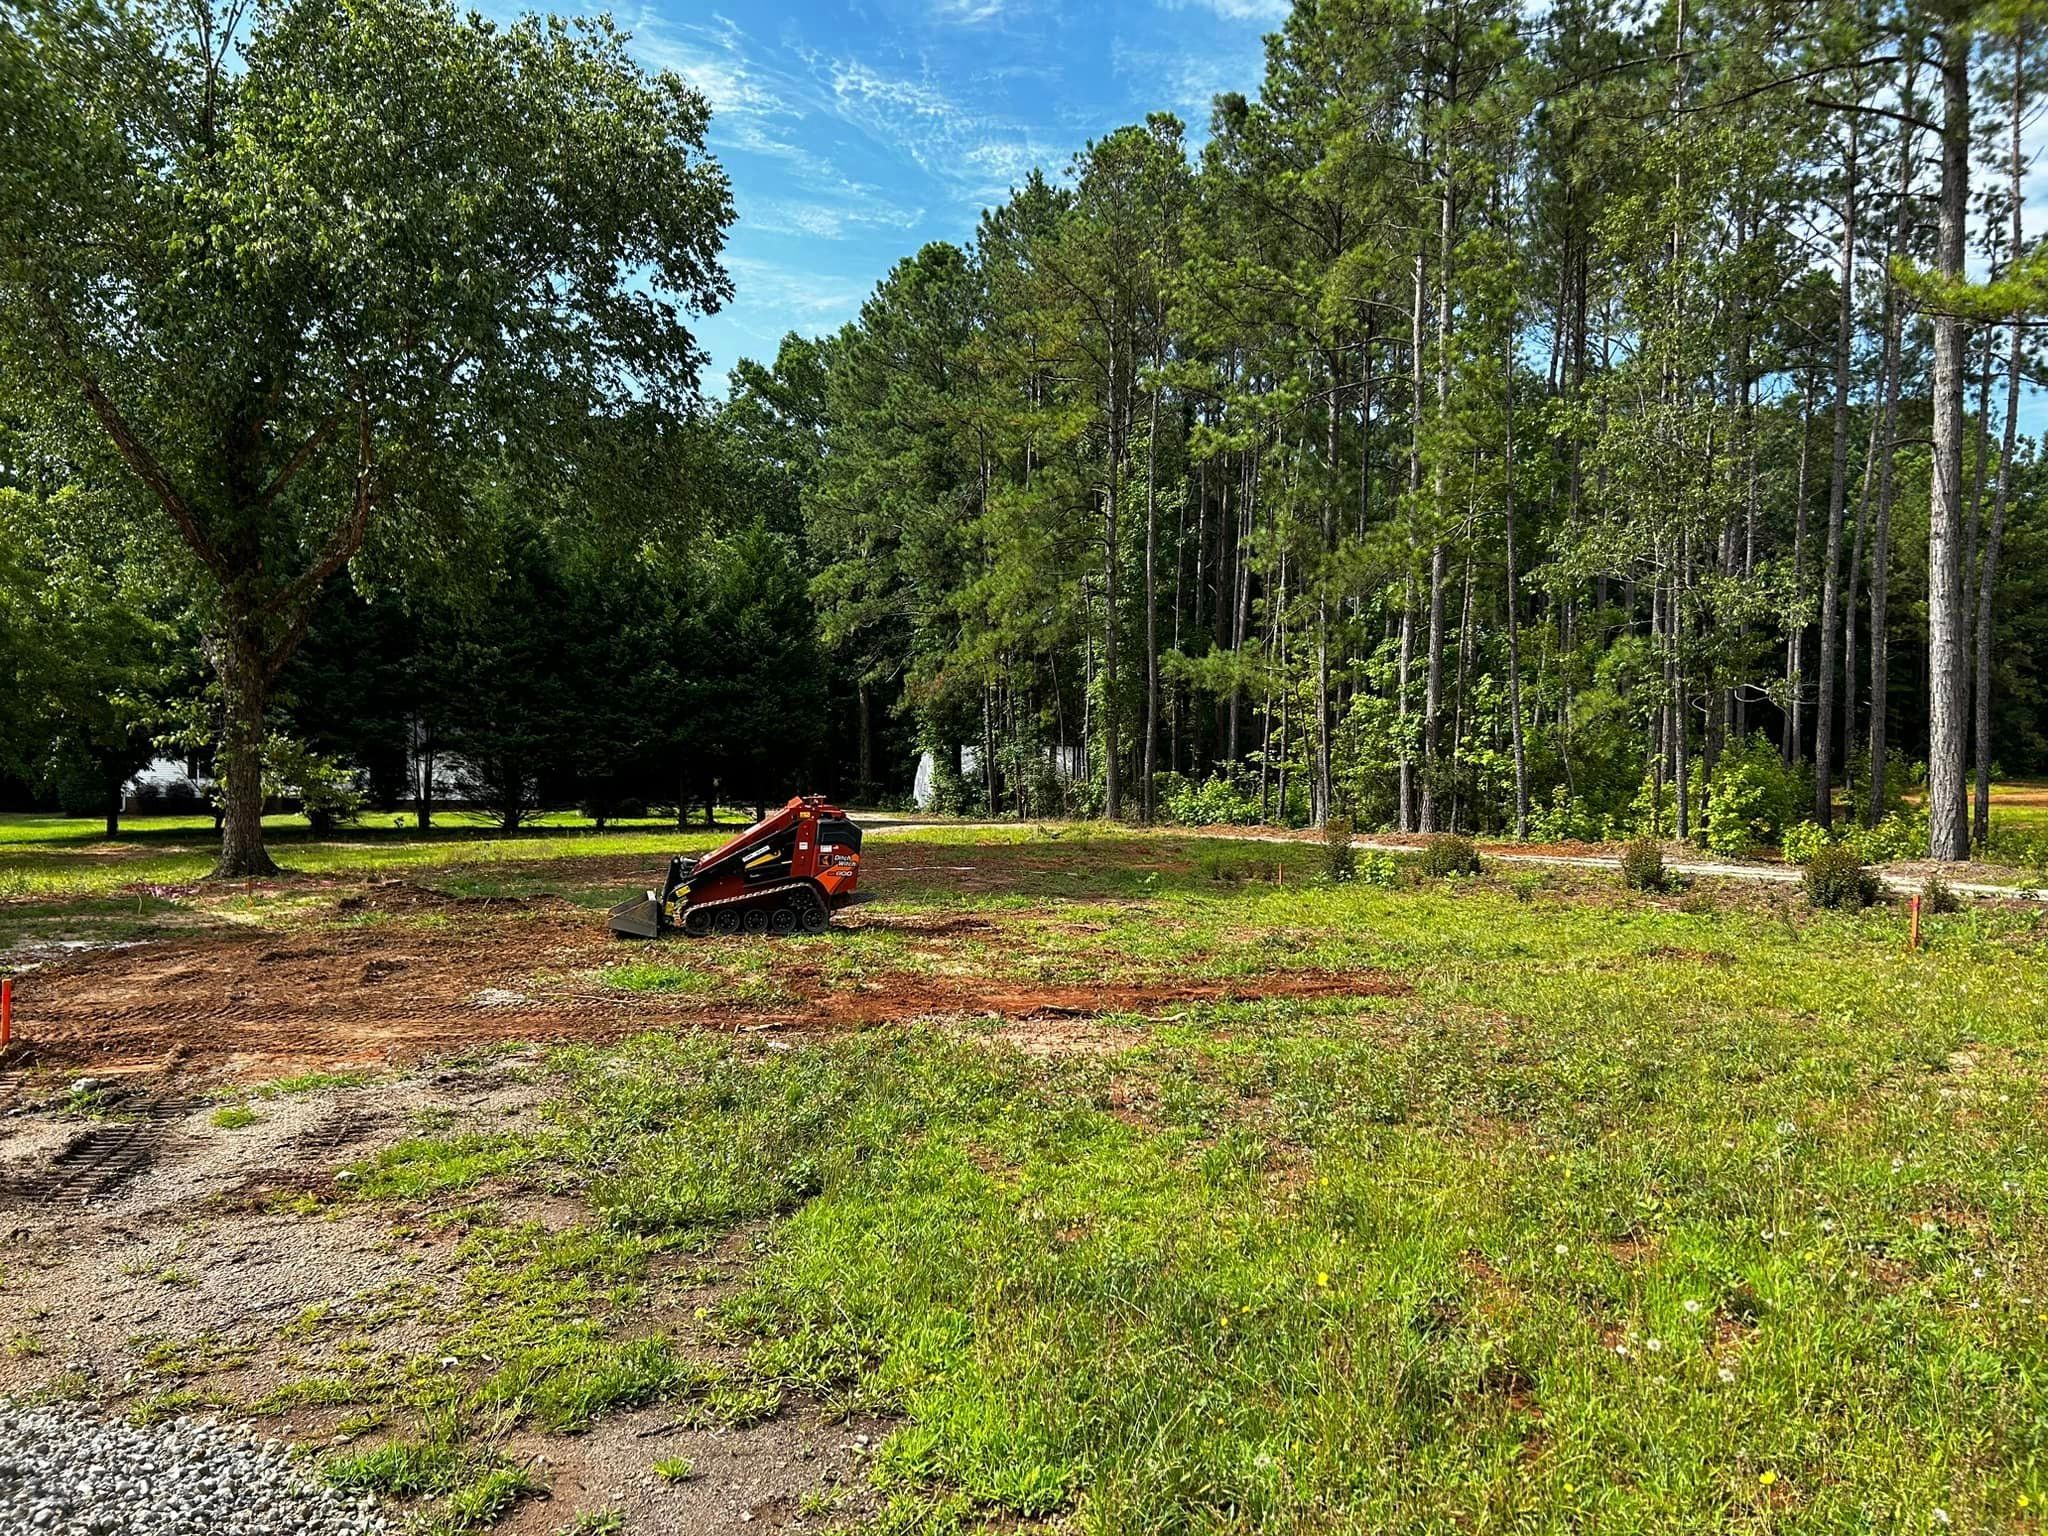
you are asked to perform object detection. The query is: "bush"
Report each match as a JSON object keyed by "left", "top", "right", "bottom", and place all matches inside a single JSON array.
[
  {"left": 1842, "top": 808, "right": 1928, "bottom": 864},
  {"left": 1920, "top": 874, "right": 1962, "bottom": 915},
  {"left": 1164, "top": 772, "right": 1262, "bottom": 827},
  {"left": 1531, "top": 785, "right": 1609, "bottom": 844},
  {"left": 1356, "top": 850, "right": 1400, "bottom": 888},
  {"left": 1780, "top": 820, "right": 1831, "bottom": 865},
  {"left": 1322, "top": 815, "right": 1356, "bottom": 883},
  {"left": 1705, "top": 734, "right": 1809, "bottom": 856},
  {"left": 1803, "top": 845, "right": 1880, "bottom": 910},
  {"left": 1620, "top": 837, "right": 1665, "bottom": 892},
  {"left": 1420, "top": 833, "right": 1480, "bottom": 878}
]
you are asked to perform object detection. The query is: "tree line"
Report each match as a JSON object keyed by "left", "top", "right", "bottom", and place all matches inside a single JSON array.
[
  {"left": 5, "top": 0, "right": 2047, "bottom": 871},
  {"left": 786, "top": 0, "right": 2048, "bottom": 861}
]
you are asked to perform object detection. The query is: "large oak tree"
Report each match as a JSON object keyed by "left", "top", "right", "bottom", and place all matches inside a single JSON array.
[{"left": 0, "top": 0, "right": 732, "bottom": 873}]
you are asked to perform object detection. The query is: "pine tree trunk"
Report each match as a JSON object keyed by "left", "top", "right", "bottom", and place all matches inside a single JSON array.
[
  {"left": 1421, "top": 541, "right": 1447, "bottom": 833},
  {"left": 1399, "top": 244, "right": 1426, "bottom": 833},
  {"left": 1844, "top": 417, "right": 1869, "bottom": 798},
  {"left": 1674, "top": 547, "right": 1690, "bottom": 841},
  {"left": 857, "top": 682, "right": 874, "bottom": 801},
  {"left": 1866, "top": 103, "right": 1916, "bottom": 823},
  {"left": 1420, "top": 182, "right": 1454, "bottom": 836},
  {"left": 1928, "top": 21, "right": 1972, "bottom": 862},
  {"left": 1975, "top": 37, "right": 2024, "bottom": 847},
  {"left": 1142, "top": 363, "right": 1160, "bottom": 823},
  {"left": 1786, "top": 391, "right": 1811, "bottom": 764},
  {"left": 1103, "top": 330, "right": 1123, "bottom": 822},
  {"left": 1814, "top": 123, "right": 1858, "bottom": 827},
  {"left": 1504, "top": 330, "right": 1528, "bottom": 840}
]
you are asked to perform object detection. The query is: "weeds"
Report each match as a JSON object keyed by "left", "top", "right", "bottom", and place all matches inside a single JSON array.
[
  {"left": 1419, "top": 833, "right": 1480, "bottom": 877},
  {"left": 1803, "top": 845, "right": 1881, "bottom": 909},
  {"left": 1620, "top": 836, "right": 1665, "bottom": 892}
]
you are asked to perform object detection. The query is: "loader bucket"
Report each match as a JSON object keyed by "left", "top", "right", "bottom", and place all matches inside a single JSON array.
[{"left": 607, "top": 890, "right": 665, "bottom": 940}]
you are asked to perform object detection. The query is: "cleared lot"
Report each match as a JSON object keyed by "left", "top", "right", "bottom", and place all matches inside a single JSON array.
[{"left": 0, "top": 823, "right": 2044, "bottom": 1533}]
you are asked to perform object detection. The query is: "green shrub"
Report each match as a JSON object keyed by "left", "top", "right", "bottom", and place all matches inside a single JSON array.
[
  {"left": 1419, "top": 833, "right": 1480, "bottom": 878},
  {"left": 1704, "top": 733, "right": 1809, "bottom": 855},
  {"left": 1356, "top": 849, "right": 1399, "bottom": 888},
  {"left": 1803, "top": 845, "right": 1880, "bottom": 910},
  {"left": 1920, "top": 873, "right": 1962, "bottom": 915},
  {"left": 1842, "top": 808, "right": 1929, "bottom": 864},
  {"left": 1322, "top": 815, "right": 1356, "bottom": 883},
  {"left": 1780, "top": 820, "right": 1830, "bottom": 865},
  {"left": 1163, "top": 772, "right": 1262, "bottom": 827},
  {"left": 1530, "top": 785, "right": 1610, "bottom": 843},
  {"left": 1619, "top": 837, "right": 1665, "bottom": 892}
]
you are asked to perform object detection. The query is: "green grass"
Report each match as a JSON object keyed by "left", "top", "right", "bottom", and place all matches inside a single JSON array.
[
  {"left": 597, "top": 960, "right": 720, "bottom": 995},
  {"left": 0, "top": 811, "right": 739, "bottom": 902},
  {"left": 31, "top": 821, "right": 2047, "bottom": 1531},
  {"left": 210, "top": 1104, "right": 261, "bottom": 1129},
  {"left": 400, "top": 864, "right": 2046, "bottom": 1532},
  {"left": 255, "top": 1070, "right": 376, "bottom": 1097}
]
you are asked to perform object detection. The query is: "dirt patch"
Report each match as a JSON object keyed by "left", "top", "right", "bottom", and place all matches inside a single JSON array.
[
  {"left": 0, "top": 892, "right": 678, "bottom": 1083},
  {"left": 2, "top": 842, "right": 1409, "bottom": 1084},
  {"left": 498, "top": 1405, "right": 889, "bottom": 1534},
  {"left": 972, "top": 1015, "right": 1146, "bottom": 1057},
  {"left": 0, "top": 1061, "right": 548, "bottom": 1408},
  {"left": 0, "top": 1057, "right": 890, "bottom": 1533}
]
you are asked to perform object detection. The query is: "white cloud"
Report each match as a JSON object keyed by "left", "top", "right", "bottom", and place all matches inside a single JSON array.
[
  {"left": 1157, "top": 0, "right": 1290, "bottom": 21},
  {"left": 751, "top": 191, "right": 927, "bottom": 240},
  {"left": 1109, "top": 40, "right": 1248, "bottom": 126},
  {"left": 930, "top": 0, "right": 1010, "bottom": 22},
  {"left": 818, "top": 55, "right": 1051, "bottom": 202},
  {"left": 724, "top": 255, "right": 870, "bottom": 317}
]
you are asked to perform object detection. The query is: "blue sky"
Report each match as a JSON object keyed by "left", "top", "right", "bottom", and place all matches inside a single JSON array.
[{"left": 601, "top": 0, "right": 1284, "bottom": 388}]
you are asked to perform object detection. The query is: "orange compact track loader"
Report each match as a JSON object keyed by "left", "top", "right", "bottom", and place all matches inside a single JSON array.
[{"left": 607, "top": 795, "right": 862, "bottom": 939}]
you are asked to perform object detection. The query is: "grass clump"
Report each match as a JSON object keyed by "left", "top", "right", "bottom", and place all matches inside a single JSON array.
[
  {"left": 210, "top": 1104, "right": 261, "bottom": 1129},
  {"left": 444, "top": 1465, "right": 546, "bottom": 1527},
  {"left": 323, "top": 1437, "right": 469, "bottom": 1497},
  {"left": 652, "top": 1455, "right": 695, "bottom": 1483},
  {"left": 258, "top": 1070, "right": 373, "bottom": 1097},
  {"left": 1921, "top": 872, "right": 1963, "bottom": 915},
  {"left": 1418, "top": 832, "right": 1479, "bottom": 877},
  {"left": 1620, "top": 836, "right": 1666, "bottom": 892},
  {"left": 599, "top": 961, "right": 717, "bottom": 995},
  {"left": 1803, "top": 844, "right": 1880, "bottom": 909}
]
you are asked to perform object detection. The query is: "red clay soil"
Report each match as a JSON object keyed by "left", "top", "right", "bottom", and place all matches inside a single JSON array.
[{"left": 0, "top": 880, "right": 1406, "bottom": 1084}]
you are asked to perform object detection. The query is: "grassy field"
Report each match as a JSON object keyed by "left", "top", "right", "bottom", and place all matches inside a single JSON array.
[{"left": 3, "top": 819, "right": 2046, "bottom": 1532}]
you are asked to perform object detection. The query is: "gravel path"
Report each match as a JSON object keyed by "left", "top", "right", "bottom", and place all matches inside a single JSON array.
[{"left": 0, "top": 1403, "right": 384, "bottom": 1535}]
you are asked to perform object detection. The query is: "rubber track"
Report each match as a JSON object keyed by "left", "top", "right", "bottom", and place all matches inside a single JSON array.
[
  {"left": 0, "top": 1094, "right": 193, "bottom": 1208},
  {"left": 683, "top": 879, "right": 826, "bottom": 935}
]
